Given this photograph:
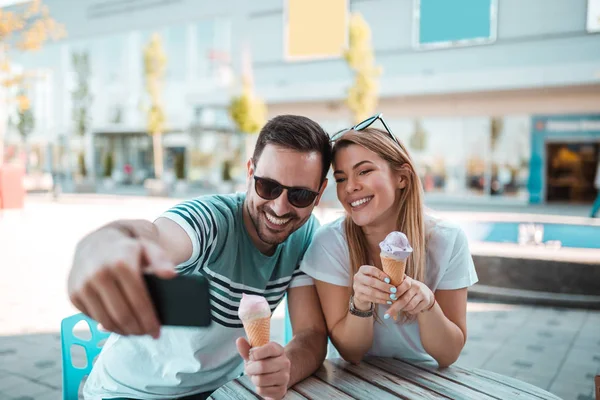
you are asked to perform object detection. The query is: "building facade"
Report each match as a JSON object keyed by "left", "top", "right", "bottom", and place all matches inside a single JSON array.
[{"left": 5, "top": 0, "right": 600, "bottom": 203}]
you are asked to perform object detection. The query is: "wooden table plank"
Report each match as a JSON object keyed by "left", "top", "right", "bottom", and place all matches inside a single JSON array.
[
  {"left": 467, "top": 368, "right": 563, "bottom": 400},
  {"left": 210, "top": 357, "right": 563, "bottom": 400},
  {"left": 328, "top": 358, "right": 450, "bottom": 399},
  {"left": 411, "top": 361, "right": 561, "bottom": 400},
  {"left": 236, "top": 375, "right": 308, "bottom": 400},
  {"left": 365, "top": 357, "right": 500, "bottom": 400},
  {"left": 293, "top": 376, "right": 356, "bottom": 399},
  {"left": 209, "top": 379, "right": 260, "bottom": 400},
  {"left": 371, "top": 357, "right": 548, "bottom": 400},
  {"left": 314, "top": 360, "right": 407, "bottom": 399}
]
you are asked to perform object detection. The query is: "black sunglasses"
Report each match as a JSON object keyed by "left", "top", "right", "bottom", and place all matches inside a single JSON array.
[
  {"left": 330, "top": 113, "right": 400, "bottom": 146},
  {"left": 253, "top": 176, "right": 320, "bottom": 208}
]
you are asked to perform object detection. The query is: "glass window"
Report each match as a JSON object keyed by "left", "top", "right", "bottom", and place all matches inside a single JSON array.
[
  {"left": 91, "top": 34, "right": 125, "bottom": 84},
  {"left": 196, "top": 18, "right": 231, "bottom": 81},
  {"left": 165, "top": 25, "right": 187, "bottom": 81},
  {"left": 490, "top": 116, "right": 530, "bottom": 198}
]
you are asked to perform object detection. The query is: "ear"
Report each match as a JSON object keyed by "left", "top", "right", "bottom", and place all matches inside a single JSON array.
[
  {"left": 314, "top": 178, "right": 329, "bottom": 207},
  {"left": 396, "top": 164, "right": 410, "bottom": 189},
  {"left": 246, "top": 158, "right": 254, "bottom": 180}
]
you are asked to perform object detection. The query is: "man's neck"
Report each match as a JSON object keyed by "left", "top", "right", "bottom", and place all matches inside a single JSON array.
[{"left": 242, "top": 200, "right": 277, "bottom": 256}]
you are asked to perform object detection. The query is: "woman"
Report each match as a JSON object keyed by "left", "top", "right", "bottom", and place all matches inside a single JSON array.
[{"left": 300, "top": 115, "right": 478, "bottom": 368}]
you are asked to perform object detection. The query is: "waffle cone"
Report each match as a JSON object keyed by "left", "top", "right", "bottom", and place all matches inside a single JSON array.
[
  {"left": 381, "top": 255, "right": 407, "bottom": 287},
  {"left": 242, "top": 317, "right": 270, "bottom": 348}
]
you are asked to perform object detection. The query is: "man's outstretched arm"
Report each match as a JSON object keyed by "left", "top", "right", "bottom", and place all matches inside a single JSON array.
[{"left": 68, "top": 217, "right": 193, "bottom": 338}]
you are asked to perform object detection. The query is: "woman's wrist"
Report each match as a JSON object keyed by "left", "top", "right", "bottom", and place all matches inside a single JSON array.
[{"left": 353, "top": 298, "right": 373, "bottom": 312}]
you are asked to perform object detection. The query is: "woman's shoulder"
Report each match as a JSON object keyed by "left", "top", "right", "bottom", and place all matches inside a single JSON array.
[
  {"left": 313, "top": 216, "right": 346, "bottom": 241},
  {"left": 424, "top": 214, "right": 467, "bottom": 250}
]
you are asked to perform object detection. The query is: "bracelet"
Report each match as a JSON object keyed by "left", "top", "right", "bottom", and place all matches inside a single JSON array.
[{"left": 348, "top": 295, "right": 374, "bottom": 318}]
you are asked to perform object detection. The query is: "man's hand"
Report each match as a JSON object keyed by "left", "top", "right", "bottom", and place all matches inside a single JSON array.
[
  {"left": 68, "top": 223, "right": 176, "bottom": 339},
  {"left": 236, "top": 338, "right": 291, "bottom": 400}
]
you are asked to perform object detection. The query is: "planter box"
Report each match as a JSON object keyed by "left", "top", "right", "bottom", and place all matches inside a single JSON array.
[
  {"left": 102, "top": 178, "right": 116, "bottom": 190},
  {"left": 73, "top": 178, "right": 96, "bottom": 193},
  {"left": 0, "top": 165, "right": 25, "bottom": 209},
  {"left": 144, "top": 179, "right": 169, "bottom": 197}
]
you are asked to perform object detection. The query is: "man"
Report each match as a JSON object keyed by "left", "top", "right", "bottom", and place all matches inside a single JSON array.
[{"left": 68, "top": 115, "right": 332, "bottom": 400}]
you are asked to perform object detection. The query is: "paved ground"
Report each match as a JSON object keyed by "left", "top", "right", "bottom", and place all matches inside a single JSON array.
[{"left": 0, "top": 194, "right": 598, "bottom": 399}]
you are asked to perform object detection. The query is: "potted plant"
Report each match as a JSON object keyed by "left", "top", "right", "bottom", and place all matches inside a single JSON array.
[
  {"left": 102, "top": 152, "right": 115, "bottom": 189},
  {"left": 173, "top": 152, "right": 187, "bottom": 193}
]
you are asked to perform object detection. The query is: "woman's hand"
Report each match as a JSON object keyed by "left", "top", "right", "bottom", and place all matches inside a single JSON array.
[
  {"left": 385, "top": 276, "right": 435, "bottom": 319},
  {"left": 353, "top": 265, "right": 398, "bottom": 311}
]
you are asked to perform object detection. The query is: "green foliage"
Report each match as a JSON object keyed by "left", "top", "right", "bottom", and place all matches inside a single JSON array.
[
  {"left": 143, "top": 33, "right": 167, "bottom": 179},
  {"left": 343, "top": 13, "right": 382, "bottom": 124},
  {"left": 222, "top": 159, "right": 232, "bottom": 181},
  {"left": 16, "top": 106, "right": 34, "bottom": 143},
  {"left": 143, "top": 33, "right": 167, "bottom": 136},
  {"left": 71, "top": 52, "right": 91, "bottom": 137},
  {"left": 174, "top": 152, "right": 185, "bottom": 180},
  {"left": 78, "top": 152, "right": 87, "bottom": 178},
  {"left": 103, "top": 152, "right": 113, "bottom": 178},
  {"left": 228, "top": 81, "right": 267, "bottom": 134},
  {"left": 71, "top": 51, "right": 92, "bottom": 177}
]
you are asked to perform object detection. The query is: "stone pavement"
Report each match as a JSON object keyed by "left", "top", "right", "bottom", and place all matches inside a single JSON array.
[{"left": 0, "top": 195, "right": 598, "bottom": 399}]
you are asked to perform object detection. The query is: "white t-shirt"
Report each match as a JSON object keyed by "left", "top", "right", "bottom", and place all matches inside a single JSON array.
[{"left": 300, "top": 215, "right": 478, "bottom": 367}]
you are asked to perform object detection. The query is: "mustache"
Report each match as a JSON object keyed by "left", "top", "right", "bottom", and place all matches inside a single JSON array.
[{"left": 261, "top": 206, "right": 297, "bottom": 220}]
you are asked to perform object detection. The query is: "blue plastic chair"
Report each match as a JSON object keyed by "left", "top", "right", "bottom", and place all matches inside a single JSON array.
[
  {"left": 283, "top": 298, "right": 293, "bottom": 345},
  {"left": 61, "top": 313, "right": 110, "bottom": 400}
]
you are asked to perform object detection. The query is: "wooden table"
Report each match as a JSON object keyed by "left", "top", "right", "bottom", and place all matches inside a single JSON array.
[{"left": 210, "top": 357, "right": 562, "bottom": 399}]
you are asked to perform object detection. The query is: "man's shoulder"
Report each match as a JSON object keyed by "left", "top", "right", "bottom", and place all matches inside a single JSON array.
[{"left": 171, "top": 192, "right": 244, "bottom": 221}]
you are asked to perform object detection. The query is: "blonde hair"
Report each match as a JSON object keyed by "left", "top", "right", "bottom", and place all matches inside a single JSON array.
[{"left": 333, "top": 128, "right": 426, "bottom": 322}]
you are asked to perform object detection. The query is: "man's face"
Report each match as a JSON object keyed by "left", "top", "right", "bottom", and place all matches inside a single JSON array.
[{"left": 246, "top": 144, "right": 327, "bottom": 246}]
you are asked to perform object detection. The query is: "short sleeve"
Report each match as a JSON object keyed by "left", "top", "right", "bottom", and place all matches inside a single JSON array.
[
  {"left": 437, "top": 228, "right": 479, "bottom": 290},
  {"left": 300, "top": 220, "right": 352, "bottom": 287},
  {"left": 288, "top": 268, "right": 315, "bottom": 288},
  {"left": 157, "top": 197, "right": 222, "bottom": 273}
]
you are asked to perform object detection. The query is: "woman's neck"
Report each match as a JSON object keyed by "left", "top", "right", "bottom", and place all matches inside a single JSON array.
[{"left": 362, "top": 218, "right": 398, "bottom": 264}]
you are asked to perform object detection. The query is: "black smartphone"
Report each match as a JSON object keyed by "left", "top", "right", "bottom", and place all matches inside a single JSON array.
[{"left": 143, "top": 274, "right": 212, "bottom": 328}]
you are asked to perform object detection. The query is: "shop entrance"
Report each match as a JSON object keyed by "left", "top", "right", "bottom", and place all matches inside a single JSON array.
[{"left": 545, "top": 142, "right": 599, "bottom": 203}]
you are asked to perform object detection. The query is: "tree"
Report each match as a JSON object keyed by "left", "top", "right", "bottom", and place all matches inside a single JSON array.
[
  {"left": 228, "top": 80, "right": 267, "bottom": 135},
  {"left": 143, "top": 33, "right": 167, "bottom": 180},
  {"left": 71, "top": 51, "right": 92, "bottom": 177},
  {"left": 0, "top": 0, "right": 65, "bottom": 164},
  {"left": 228, "top": 46, "right": 266, "bottom": 135},
  {"left": 15, "top": 90, "right": 34, "bottom": 144},
  {"left": 343, "top": 13, "right": 381, "bottom": 124}
]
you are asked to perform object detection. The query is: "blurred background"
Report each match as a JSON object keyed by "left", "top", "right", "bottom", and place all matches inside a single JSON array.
[{"left": 0, "top": 0, "right": 599, "bottom": 399}]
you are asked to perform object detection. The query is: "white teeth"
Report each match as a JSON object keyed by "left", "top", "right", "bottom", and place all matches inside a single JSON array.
[
  {"left": 265, "top": 213, "right": 291, "bottom": 226},
  {"left": 350, "top": 197, "right": 372, "bottom": 207}
]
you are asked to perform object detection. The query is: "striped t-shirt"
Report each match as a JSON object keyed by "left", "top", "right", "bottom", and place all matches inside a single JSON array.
[{"left": 83, "top": 193, "right": 316, "bottom": 400}]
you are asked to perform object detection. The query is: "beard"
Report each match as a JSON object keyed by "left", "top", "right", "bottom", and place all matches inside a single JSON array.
[{"left": 247, "top": 202, "right": 307, "bottom": 246}]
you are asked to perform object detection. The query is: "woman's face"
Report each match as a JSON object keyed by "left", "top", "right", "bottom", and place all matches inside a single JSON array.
[{"left": 333, "top": 144, "right": 405, "bottom": 228}]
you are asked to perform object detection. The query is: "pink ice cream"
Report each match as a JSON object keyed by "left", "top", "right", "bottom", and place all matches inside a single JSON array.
[
  {"left": 379, "top": 231, "right": 413, "bottom": 261},
  {"left": 238, "top": 294, "right": 271, "bottom": 321}
]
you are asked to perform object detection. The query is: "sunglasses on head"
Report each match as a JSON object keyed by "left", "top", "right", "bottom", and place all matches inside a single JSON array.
[
  {"left": 330, "top": 113, "right": 400, "bottom": 146},
  {"left": 253, "top": 176, "right": 320, "bottom": 208}
]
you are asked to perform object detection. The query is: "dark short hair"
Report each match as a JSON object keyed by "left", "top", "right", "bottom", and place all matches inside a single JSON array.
[{"left": 253, "top": 115, "right": 332, "bottom": 183}]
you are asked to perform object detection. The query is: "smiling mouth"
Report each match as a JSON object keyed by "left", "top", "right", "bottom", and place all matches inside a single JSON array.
[
  {"left": 265, "top": 212, "right": 292, "bottom": 227},
  {"left": 349, "top": 196, "right": 373, "bottom": 208}
]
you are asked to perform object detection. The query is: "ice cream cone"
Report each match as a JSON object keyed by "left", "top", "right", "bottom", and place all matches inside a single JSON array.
[
  {"left": 238, "top": 293, "right": 271, "bottom": 348},
  {"left": 242, "top": 317, "right": 271, "bottom": 348},
  {"left": 381, "top": 254, "right": 407, "bottom": 287}
]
